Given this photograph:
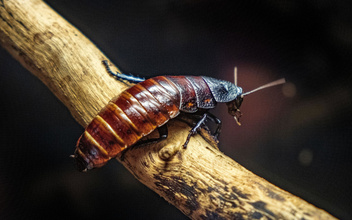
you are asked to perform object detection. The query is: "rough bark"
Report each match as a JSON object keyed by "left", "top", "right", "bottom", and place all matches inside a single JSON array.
[{"left": 0, "top": 1, "right": 337, "bottom": 219}]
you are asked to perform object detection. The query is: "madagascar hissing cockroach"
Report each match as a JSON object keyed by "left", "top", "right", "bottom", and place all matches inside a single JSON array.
[{"left": 72, "top": 61, "right": 285, "bottom": 172}]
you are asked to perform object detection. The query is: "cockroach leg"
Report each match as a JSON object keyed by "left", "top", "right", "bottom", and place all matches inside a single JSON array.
[
  {"left": 137, "top": 125, "right": 168, "bottom": 147},
  {"left": 203, "top": 112, "right": 222, "bottom": 138},
  {"left": 182, "top": 112, "right": 222, "bottom": 148},
  {"left": 183, "top": 113, "right": 207, "bottom": 148},
  {"left": 120, "top": 126, "right": 169, "bottom": 161}
]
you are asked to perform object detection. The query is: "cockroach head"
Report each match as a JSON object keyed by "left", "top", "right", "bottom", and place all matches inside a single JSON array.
[
  {"left": 226, "top": 95, "right": 243, "bottom": 126},
  {"left": 226, "top": 77, "right": 286, "bottom": 126},
  {"left": 203, "top": 76, "right": 244, "bottom": 125}
]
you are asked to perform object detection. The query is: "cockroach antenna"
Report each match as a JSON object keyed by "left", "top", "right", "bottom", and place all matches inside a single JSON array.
[
  {"left": 241, "top": 78, "right": 286, "bottom": 98},
  {"left": 234, "top": 66, "right": 238, "bottom": 86},
  {"left": 226, "top": 71, "right": 285, "bottom": 127},
  {"left": 231, "top": 66, "right": 241, "bottom": 125}
]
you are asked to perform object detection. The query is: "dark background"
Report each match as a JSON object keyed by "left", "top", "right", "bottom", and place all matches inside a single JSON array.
[{"left": 1, "top": 0, "right": 352, "bottom": 219}]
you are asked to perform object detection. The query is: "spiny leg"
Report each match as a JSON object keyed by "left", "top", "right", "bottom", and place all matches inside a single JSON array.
[
  {"left": 102, "top": 60, "right": 145, "bottom": 83},
  {"left": 203, "top": 112, "right": 222, "bottom": 138},
  {"left": 135, "top": 125, "right": 168, "bottom": 147},
  {"left": 183, "top": 113, "right": 207, "bottom": 148},
  {"left": 102, "top": 60, "right": 118, "bottom": 78},
  {"left": 120, "top": 125, "right": 168, "bottom": 161},
  {"left": 182, "top": 112, "right": 222, "bottom": 148}
]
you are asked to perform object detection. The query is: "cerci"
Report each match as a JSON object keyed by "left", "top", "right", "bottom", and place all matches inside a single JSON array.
[{"left": 72, "top": 61, "right": 285, "bottom": 172}]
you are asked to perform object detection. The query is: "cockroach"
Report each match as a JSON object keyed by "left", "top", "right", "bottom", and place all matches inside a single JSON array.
[{"left": 72, "top": 61, "right": 285, "bottom": 172}]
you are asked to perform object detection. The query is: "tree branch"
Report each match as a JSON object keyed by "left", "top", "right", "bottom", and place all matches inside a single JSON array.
[{"left": 0, "top": 1, "right": 336, "bottom": 219}]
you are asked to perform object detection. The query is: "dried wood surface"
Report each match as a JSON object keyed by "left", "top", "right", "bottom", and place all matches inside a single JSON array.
[{"left": 0, "top": 1, "right": 337, "bottom": 219}]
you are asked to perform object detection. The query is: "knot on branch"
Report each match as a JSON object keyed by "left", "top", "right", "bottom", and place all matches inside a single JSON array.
[{"left": 158, "top": 142, "right": 181, "bottom": 161}]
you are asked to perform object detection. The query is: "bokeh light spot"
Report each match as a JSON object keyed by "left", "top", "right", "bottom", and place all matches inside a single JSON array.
[
  {"left": 282, "top": 82, "right": 296, "bottom": 98},
  {"left": 298, "top": 148, "right": 313, "bottom": 166}
]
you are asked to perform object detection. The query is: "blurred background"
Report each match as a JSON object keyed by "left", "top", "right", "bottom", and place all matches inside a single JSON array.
[{"left": 1, "top": 0, "right": 351, "bottom": 219}]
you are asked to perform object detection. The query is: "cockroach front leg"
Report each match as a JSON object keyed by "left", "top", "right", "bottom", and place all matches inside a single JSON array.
[{"left": 203, "top": 112, "right": 222, "bottom": 139}]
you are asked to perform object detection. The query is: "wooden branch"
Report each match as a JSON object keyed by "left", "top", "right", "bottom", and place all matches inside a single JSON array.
[{"left": 0, "top": 1, "right": 336, "bottom": 219}]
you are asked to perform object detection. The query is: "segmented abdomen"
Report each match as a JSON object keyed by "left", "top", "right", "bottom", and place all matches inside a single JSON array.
[
  {"left": 74, "top": 75, "right": 214, "bottom": 171},
  {"left": 75, "top": 76, "right": 181, "bottom": 170}
]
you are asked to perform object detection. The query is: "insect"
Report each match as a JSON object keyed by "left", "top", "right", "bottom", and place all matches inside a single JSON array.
[{"left": 72, "top": 61, "right": 285, "bottom": 172}]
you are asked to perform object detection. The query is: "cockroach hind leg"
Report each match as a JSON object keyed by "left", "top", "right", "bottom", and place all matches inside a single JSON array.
[
  {"left": 120, "top": 125, "right": 169, "bottom": 161},
  {"left": 102, "top": 60, "right": 145, "bottom": 84},
  {"left": 134, "top": 125, "right": 168, "bottom": 148}
]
